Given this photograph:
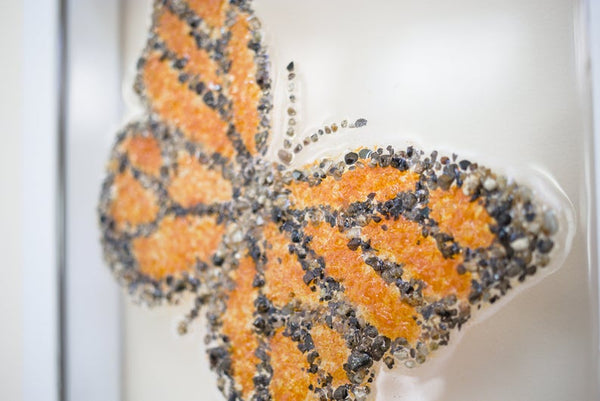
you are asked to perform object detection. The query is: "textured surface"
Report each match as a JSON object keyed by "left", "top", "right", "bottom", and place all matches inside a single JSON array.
[{"left": 98, "top": 1, "right": 566, "bottom": 400}]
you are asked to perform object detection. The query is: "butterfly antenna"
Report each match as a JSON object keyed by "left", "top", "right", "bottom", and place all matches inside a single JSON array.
[
  {"left": 277, "top": 61, "right": 298, "bottom": 164},
  {"left": 276, "top": 61, "right": 368, "bottom": 165}
]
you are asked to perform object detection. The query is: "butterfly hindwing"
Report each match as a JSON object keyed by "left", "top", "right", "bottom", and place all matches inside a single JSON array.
[
  {"left": 99, "top": 120, "right": 234, "bottom": 303},
  {"left": 209, "top": 220, "right": 376, "bottom": 401}
]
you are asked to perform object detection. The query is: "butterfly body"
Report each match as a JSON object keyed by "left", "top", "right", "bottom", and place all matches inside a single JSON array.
[{"left": 99, "top": 1, "right": 562, "bottom": 400}]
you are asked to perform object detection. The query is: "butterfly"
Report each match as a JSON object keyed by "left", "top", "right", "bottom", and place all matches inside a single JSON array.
[{"left": 98, "top": 0, "right": 563, "bottom": 400}]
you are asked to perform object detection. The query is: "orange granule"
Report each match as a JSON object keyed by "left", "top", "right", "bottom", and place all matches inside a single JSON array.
[
  {"left": 155, "top": 10, "right": 222, "bottom": 85},
  {"left": 109, "top": 171, "right": 159, "bottom": 230},
  {"left": 119, "top": 134, "right": 162, "bottom": 177},
  {"left": 167, "top": 151, "right": 232, "bottom": 208},
  {"left": 304, "top": 222, "right": 420, "bottom": 343},
  {"left": 429, "top": 186, "right": 495, "bottom": 250},
  {"left": 288, "top": 166, "right": 419, "bottom": 210},
  {"left": 263, "top": 223, "right": 320, "bottom": 307},
  {"left": 142, "top": 53, "right": 232, "bottom": 157},
  {"left": 132, "top": 215, "right": 224, "bottom": 279},
  {"left": 363, "top": 217, "right": 472, "bottom": 300},
  {"left": 310, "top": 324, "right": 351, "bottom": 389},
  {"left": 228, "top": 15, "right": 262, "bottom": 155},
  {"left": 187, "top": 0, "right": 227, "bottom": 29},
  {"left": 269, "top": 330, "right": 313, "bottom": 401},
  {"left": 221, "top": 256, "right": 260, "bottom": 399}
]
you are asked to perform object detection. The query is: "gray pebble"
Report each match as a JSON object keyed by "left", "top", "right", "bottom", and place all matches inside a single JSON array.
[
  {"left": 483, "top": 177, "right": 497, "bottom": 191},
  {"left": 354, "top": 118, "right": 368, "bottom": 128},
  {"left": 510, "top": 237, "right": 530, "bottom": 252},
  {"left": 543, "top": 210, "right": 559, "bottom": 235},
  {"left": 277, "top": 149, "right": 292, "bottom": 164}
]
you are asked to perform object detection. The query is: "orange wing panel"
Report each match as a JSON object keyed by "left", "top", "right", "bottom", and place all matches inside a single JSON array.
[
  {"left": 155, "top": 10, "right": 222, "bottom": 85},
  {"left": 263, "top": 223, "right": 320, "bottom": 307},
  {"left": 167, "top": 152, "right": 232, "bottom": 208},
  {"left": 228, "top": 15, "right": 262, "bottom": 155},
  {"left": 109, "top": 171, "right": 159, "bottom": 231},
  {"left": 288, "top": 167, "right": 419, "bottom": 210},
  {"left": 119, "top": 134, "right": 162, "bottom": 177},
  {"left": 269, "top": 330, "right": 314, "bottom": 401},
  {"left": 187, "top": 0, "right": 227, "bottom": 29},
  {"left": 429, "top": 186, "right": 495, "bottom": 250},
  {"left": 132, "top": 215, "right": 224, "bottom": 280},
  {"left": 363, "top": 217, "right": 472, "bottom": 299},
  {"left": 305, "top": 222, "right": 420, "bottom": 343},
  {"left": 142, "top": 53, "right": 232, "bottom": 157},
  {"left": 221, "top": 256, "right": 260, "bottom": 399},
  {"left": 310, "top": 325, "right": 351, "bottom": 389}
]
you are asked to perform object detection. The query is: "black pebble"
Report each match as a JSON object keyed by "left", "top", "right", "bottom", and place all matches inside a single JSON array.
[
  {"left": 345, "top": 152, "right": 358, "bottom": 165},
  {"left": 370, "top": 336, "right": 391, "bottom": 361},
  {"left": 212, "top": 254, "right": 224, "bottom": 266},
  {"left": 496, "top": 212, "right": 512, "bottom": 226},
  {"left": 173, "top": 58, "right": 187, "bottom": 69},
  {"left": 194, "top": 82, "right": 205, "bottom": 95},
  {"left": 364, "top": 325, "right": 378, "bottom": 338},
  {"left": 203, "top": 91, "right": 217, "bottom": 108},
  {"left": 307, "top": 351, "right": 319, "bottom": 364},
  {"left": 247, "top": 41, "right": 261, "bottom": 52},
  {"left": 347, "top": 352, "right": 373, "bottom": 371},
  {"left": 253, "top": 316, "right": 266, "bottom": 332},
  {"left": 333, "top": 386, "right": 348, "bottom": 400},
  {"left": 253, "top": 374, "right": 270, "bottom": 387},
  {"left": 347, "top": 238, "right": 361, "bottom": 251},
  {"left": 537, "top": 238, "right": 554, "bottom": 253},
  {"left": 254, "top": 296, "right": 270, "bottom": 312}
]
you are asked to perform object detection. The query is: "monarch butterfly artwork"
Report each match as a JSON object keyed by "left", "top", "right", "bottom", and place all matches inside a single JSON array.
[{"left": 98, "top": 0, "right": 572, "bottom": 400}]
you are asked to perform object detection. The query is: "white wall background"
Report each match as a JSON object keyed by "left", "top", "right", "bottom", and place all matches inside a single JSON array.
[
  {"left": 1, "top": 1, "right": 600, "bottom": 401},
  {"left": 2, "top": 1, "right": 60, "bottom": 401},
  {"left": 0, "top": 1, "right": 24, "bottom": 400},
  {"left": 65, "top": 0, "right": 122, "bottom": 400},
  {"left": 1, "top": 1, "right": 125, "bottom": 400}
]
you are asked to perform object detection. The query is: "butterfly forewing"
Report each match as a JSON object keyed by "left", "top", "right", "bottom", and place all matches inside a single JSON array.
[
  {"left": 100, "top": 0, "right": 272, "bottom": 299},
  {"left": 137, "top": 0, "right": 271, "bottom": 158},
  {"left": 281, "top": 148, "right": 558, "bottom": 375}
]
